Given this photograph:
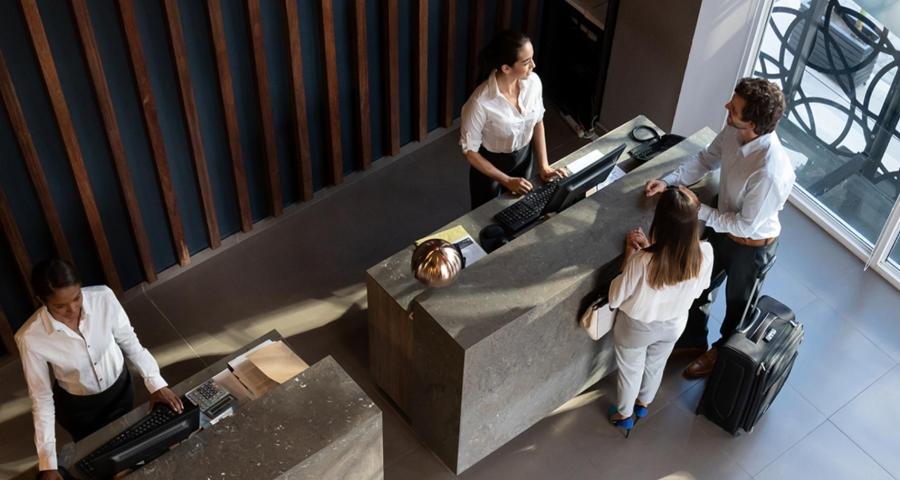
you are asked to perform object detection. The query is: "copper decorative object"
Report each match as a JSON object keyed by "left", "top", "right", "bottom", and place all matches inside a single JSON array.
[{"left": 411, "top": 239, "right": 463, "bottom": 288}]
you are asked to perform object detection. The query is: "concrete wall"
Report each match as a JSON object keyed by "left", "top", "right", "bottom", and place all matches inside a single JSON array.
[{"left": 671, "top": 0, "right": 774, "bottom": 135}]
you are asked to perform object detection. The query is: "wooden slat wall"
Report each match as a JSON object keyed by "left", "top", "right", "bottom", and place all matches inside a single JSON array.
[
  {"left": 248, "top": 0, "right": 283, "bottom": 217},
  {"left": 162, "top": 0, "right": 221, "bottom": 249},
  {"left": 440, "top": 0, "right": 456, "bottom": 128},
  {"left": 0, "top": 188, "right": 35, "bottom": 302},
  {"left": 209, "top": 0, "right": 253, "bottom": 232},
  {"left": 383, "top": 0, "right": 400, "bottom": 155},
  {"left": 284, "top": 0, "right": 315, "bottom": 198},
  {"left": 21, "top": 0, "right": 123, "bottom": 293},
  {"left": 0, "top": 0, "right": 546, "bottom": 350},
  {"left": 497, "top": 0, "right": 512, "bottom": 30},
  {"left": 119, "top": 0, "right": 191, "bottom": 266},
  {"left": 351, "top": 0, "right": 372, "bottom": 169},
  {"left": 71, "top": 0, "right": 157, "bottom": 283},
  {"left": 0, "top": 307, "right": 16, "bottom": 362},
  {"left": 467, "top": 0, "right": 484, "bottom": 92},
  {"left": 524, "top": 0, "right": 541, "bottom": 38},
  {"left": 319, "top": 0, "right": 344, "bottom": 185},
  {"left": 413, "top": 0, "right": 428, "bottom": 141},
  {"left": 0, "top": 51, "right": 73, "bottom": 264}
]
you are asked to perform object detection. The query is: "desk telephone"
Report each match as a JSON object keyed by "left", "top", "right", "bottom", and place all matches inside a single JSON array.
[{"left": 629, "top": 126, "right": 685, "bottom": 162}]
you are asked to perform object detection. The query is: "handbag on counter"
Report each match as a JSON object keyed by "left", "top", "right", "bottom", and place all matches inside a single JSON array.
[{"left": 580, "top": 296, "right": 616, "bottom": 340}]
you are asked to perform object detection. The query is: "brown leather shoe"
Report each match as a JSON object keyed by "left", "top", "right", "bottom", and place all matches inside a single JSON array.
[{"left": 683, "top": 348, "right": 718, "bottom": 379}]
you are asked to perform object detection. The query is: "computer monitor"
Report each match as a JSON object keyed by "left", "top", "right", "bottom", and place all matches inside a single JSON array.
[{"left": 542, "top": 143, "right": 626, "bottom": 214}]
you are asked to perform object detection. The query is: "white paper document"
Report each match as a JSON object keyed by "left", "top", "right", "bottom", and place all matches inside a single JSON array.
[
  {"left": 585, "top": 165, "right": 627, "bottom": 198},
  {"left": 247, "top": 340, "right": 309, "bottom": 384}
]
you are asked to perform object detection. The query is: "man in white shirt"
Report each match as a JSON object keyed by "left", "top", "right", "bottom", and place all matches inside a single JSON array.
[
  {"left": 644, "top": 78, "right": 795, "bottom": 379},
  {"left": 16, "top": 259, "right": 182, "bottom": 480}
]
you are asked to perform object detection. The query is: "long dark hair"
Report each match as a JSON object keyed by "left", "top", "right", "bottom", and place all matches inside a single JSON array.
[
  {"left": 645, "top": 188, "right": 703, "bottom": 289},
  {"left": 31, "top": 258, "right": 81, "bottom": 301},
  {"left": 477, "top": 30, "right": 530, "bottom": 84}
]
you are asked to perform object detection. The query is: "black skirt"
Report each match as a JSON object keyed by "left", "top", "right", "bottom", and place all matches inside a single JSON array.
[
  {"left": 53, "top": 367, "right": 134, "bottom": 442},
  {"left": 469, "top": 143, "right": 533, "bottom": 210}
]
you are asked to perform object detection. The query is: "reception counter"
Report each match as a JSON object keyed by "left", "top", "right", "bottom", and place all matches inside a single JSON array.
[
  {"left": 59, "top": 331, "right": 384, "bottom": 479},
  {"left": 367, "top": 116, "right": 716, "bottom": 473}
]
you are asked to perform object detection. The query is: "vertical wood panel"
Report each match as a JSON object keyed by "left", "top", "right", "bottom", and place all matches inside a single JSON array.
[
  {"left": 162, "top": 0, "right": 221, "bottom": 248},
  {"left": 319, "top": 0, "right": 343, "bottom": 185},
  {"left": 413, "top": 0, "right": 427, "bottom": 141},
  {"left": 350, "top": 0, "right": 372, "bottom": 169},
  {"left": 383, "top": 0, "right": 400, "bottom": 155},
  {"left": 497, "top": 0, "right": 511, "bottom": 30},
  {"left": 467, "top": 0, "right": 484, "bottom": 92},
  {"left": 440, "top": 0, "right": 456, "bottom": 127},
  {"left": 0, "top": 52, "right": 73, "bottom": 264},
  {"left": 21, "top": 0, "right": 123, "bottom": 293},
  {"left": 71, "top": 0, "right": 157, "bottom": 283},
  {"left": 209, "top": 0, "right": 253, "bottom": 231},
  {"left": 0, "top": 188, "right": 36, "bottom": 302},
  {"left": 247, "top": 0, "right": 283, "bottom": 216},
  {"left": 119, "top": 0, "right": 191, "bottom": 266},
  {"left": 524, "top": 0, "right": 540, "bottom": 39},
  {"left": 284, "top": 0, "right": 315, "bottom": 199},
  {"left": 0, "top": 307, "right": 17, "bottom": 362}
]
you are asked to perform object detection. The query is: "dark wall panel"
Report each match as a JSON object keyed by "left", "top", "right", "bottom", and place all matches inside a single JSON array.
[{"left": 0, "top": 0, "right": 545, "bottom": 340}]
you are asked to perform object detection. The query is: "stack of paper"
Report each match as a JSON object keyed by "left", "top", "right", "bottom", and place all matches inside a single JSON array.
[{"left": 228, "top": 340, "right": 309, "bottom": 399}]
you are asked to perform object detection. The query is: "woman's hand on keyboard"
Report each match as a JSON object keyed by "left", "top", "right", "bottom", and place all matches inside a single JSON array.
[
  {"left": 503, "top": 177, "right": 533, "bottom": 195},
  {"left": 150, "top": 387, "right": 184, "bottom": 413},
  {"left": 539, "top": 166, "right": 567, "bottom": 182}
]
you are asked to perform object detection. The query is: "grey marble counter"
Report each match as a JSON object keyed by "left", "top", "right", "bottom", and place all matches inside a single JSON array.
[
  {"left": 366, "top": 117, "right": 716, "bottom": 473},
  {"left": 60, "top": 332, "right": 383, "bottom": 479}
]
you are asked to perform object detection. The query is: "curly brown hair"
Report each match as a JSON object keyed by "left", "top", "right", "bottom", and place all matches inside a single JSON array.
[{"left": 734, "top": 78, "right": 785, "bottom": 135}]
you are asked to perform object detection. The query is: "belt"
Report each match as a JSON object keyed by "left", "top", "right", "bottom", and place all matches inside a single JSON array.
[{"left": 727, "top": 233, "right": 776, "bottom": 247}]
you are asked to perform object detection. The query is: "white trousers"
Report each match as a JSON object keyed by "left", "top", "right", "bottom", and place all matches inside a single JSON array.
[{"left": 613, "top": 311, "right": 686, "bottom": 417}]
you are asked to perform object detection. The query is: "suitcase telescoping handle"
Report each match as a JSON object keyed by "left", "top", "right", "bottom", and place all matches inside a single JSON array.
[{"left": 737, "top": 256, "right": 776, "bottom": 335}]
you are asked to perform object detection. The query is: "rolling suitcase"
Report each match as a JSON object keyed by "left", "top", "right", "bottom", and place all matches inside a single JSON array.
[{"left": 697, "top": 266, "right": 804, "bottom": 435}]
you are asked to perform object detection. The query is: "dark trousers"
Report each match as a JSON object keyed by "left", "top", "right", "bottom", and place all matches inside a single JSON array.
[
  {"left": 469, "top": 144, "right": 533, "bottom": 210},
  {"left": 53, "top": 367, "right": 134, "bottom": 442},
  {"left": 677, "top": 228, "right": 778, "bottom": 349}
]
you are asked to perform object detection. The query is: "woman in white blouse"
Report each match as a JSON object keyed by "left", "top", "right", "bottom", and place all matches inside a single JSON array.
[
  {"left": 459, "top": 30, "right": 565, "bottom": 209},
  {"left": 606, "top": 187, "right": 714, "bottom": 435},
  {"left": 16, "top": 259, "right": 183, "bottom": 480}
]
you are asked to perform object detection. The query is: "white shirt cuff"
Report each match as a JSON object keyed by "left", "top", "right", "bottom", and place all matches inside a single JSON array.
[
  {"left": 38, "top": 443, "right": 57, "bottom": 471},
  {"left": 144, "top": 376, "right": 168, "bottom": 394},
  {"left": 698, "top": 204, "right": 713, "bottom": 222}
]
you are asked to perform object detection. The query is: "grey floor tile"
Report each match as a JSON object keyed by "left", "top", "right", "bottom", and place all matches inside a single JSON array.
[
  {"left": 755, "top": 421, "right": 893, "bottom": 480},
  {"left": 695, "top": 385, "right": 825, "bottom": 476},
  {"left": 383, "top": 448, "right": 456, "bottom": 480},
  {"left": 832, "top": 364, "right": 900, "bottom": 478},
  {"left": 559, "top": 384, "right": 751, "bottom": 480},
  {"left": 758, "top": 264, "right": 817, "bottom": 313},
  {"left": 787, "top": 300, "right": 895, "bottom": 417}
]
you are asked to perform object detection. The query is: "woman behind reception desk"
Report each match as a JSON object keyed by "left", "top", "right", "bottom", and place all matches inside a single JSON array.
[
  {"left": 459, "top": 30, "right": 566, "bottom": 210},
  {"left": 15, "top": 259, "right": 182, "bottom": 480},
  {"left": 606, "top": 187, "right": 714, "bottom": 435}
]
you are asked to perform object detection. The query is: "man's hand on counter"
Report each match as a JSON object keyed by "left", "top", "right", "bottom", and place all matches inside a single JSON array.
[
  {"left": 149, "top": 387, "right": 184, "bottom": 413},
  {"left": 644, "top": 179, "right": 668, "bottom": 197}
]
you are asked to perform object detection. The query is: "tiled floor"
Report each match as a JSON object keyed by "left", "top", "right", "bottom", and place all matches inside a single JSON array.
[{"left": 1, "top": 110, "right": 899, "bottom": 479}]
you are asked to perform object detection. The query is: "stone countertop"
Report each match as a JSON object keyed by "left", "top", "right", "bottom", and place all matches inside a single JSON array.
[
  {"left": 128, "top": 356, "right": 381, "bottom": 479},
  {"left": 413, "top": 127, "right": 717, "bottom": 349},
  {"left": 366, "top": 115, "right": 660, "bottom": 312}
]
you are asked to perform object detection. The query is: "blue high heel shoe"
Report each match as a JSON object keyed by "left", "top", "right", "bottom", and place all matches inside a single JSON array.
[
  {"left": 607, "top": 406, "right": 634, "bottom": 438},
  {"left": 634, "top": 402, "right": 649, "bottom": 422}
]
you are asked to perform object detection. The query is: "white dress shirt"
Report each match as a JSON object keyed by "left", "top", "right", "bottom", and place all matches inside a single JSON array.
[
  {"left": 459, "top": 71, "right": 545, "bottom": 154},
  {"left": 609, "top": 242, "right": 714, "bottom": 324},
  {"left": 15, "top": 286, "right": 167, "bottom": 471},
  {"left": 662, "top": 126, "right": 795, "bottom": 239}
]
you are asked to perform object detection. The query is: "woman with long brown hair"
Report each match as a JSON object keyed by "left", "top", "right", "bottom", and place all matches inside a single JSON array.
[{"left": 606, "top": 186, "right": 714, "bottom": 435}]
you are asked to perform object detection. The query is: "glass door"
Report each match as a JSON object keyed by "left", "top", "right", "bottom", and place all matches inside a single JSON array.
[{"left": 753, "top": 0, "right": 900, "bottom": 289}]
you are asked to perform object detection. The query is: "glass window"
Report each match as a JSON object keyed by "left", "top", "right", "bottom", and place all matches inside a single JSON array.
[{"left": 755, "top": 0, "right": 900, "bottom": 247}]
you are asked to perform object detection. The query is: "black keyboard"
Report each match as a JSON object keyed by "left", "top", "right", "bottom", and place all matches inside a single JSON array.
[
  {"left": 77, "top": 398, "right": 199, "bottom": 478},
  {"left": 494, "top": 181, "right": 559, "bottom": 233}
]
